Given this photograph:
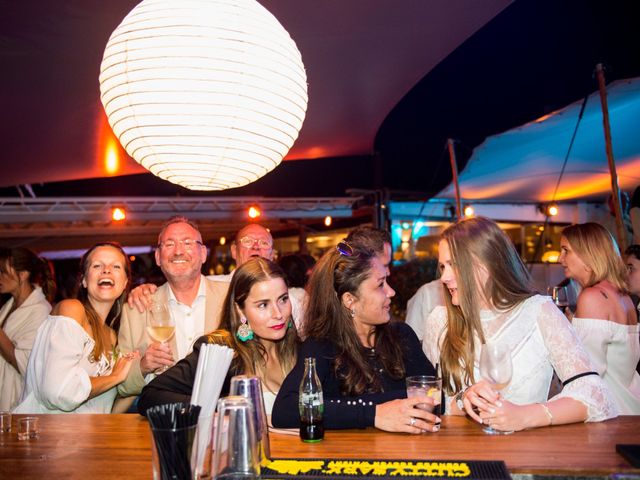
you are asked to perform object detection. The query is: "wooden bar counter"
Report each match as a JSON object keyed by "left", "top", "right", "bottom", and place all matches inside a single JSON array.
[{"left": 1, "top": 414, "right": 638, "bottom": 478}]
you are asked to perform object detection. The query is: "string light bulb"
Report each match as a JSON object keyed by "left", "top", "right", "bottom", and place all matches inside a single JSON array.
[
  {"left": 324, "top": 216, "right": 332, "bottom": 227},
  {"left": 248, "top": 205, "right": 261, "bottom": 219},
  {"left": 463, "top": 205, "right": 475, "bottom": 217},
  {"left": 111, "top": 207, "right": 126, "bottom": 222},
  {"left": 539, "top": 203, "right": 559, "bottom": 217}
]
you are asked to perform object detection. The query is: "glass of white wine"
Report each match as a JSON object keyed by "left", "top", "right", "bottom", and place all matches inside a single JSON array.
[
  {"left": 479, "top": 341, "right": 513, "bottom": 435},
  {"left": 146, "top": 301, "right": 175, "bottom": 373}
]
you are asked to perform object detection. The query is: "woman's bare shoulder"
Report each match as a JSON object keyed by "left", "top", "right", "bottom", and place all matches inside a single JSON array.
[
  {"left": 52, "top": 299, "right": 86, "bottom": 325},
  {"left": 576, "top": 284, "right": 616, "bottom": 321}
]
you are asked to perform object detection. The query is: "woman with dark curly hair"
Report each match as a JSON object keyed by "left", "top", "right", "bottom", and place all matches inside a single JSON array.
[{"left": 272, "top": 240, "right": 437, "bottom": 433}]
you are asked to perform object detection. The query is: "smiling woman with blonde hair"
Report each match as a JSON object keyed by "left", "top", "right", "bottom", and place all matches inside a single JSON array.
[{"left": 422, "top": 217, "right": 617, "bottom": 432}]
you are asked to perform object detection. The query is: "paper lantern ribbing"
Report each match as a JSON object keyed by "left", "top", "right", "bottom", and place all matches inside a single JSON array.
[{"left": 99, "top": 0, "right": 307, "bottom": 191}]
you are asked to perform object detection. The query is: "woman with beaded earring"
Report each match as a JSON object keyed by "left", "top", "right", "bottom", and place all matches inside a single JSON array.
[
  {"left": 0, "top": 248, "right": 55, "bottom": 410},
  {"left": 138, "top": 258, "right": 298, "bottom": 415},
  {"left": 272, "top": 240, "right": 438, "bottom": 433}
]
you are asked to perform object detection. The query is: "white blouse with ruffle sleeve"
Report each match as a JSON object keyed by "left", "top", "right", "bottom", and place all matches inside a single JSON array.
[{"left": 423, "top": 295, "right": 617, "bottom": 421}]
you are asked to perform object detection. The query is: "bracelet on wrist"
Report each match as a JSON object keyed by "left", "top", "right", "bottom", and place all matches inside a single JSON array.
[
  {"left": 539, "top": 402, "right": 554, "bottom": 426},
  {"left": 455, "top": 388, "right": 468, "bottom": 411}
]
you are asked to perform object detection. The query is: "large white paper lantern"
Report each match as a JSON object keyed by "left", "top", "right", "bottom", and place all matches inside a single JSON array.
[{"left": 99, "top": 0, "right": 308, "bottom": 191}]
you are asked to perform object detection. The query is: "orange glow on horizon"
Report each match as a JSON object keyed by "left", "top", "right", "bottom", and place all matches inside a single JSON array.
[{"left": 451, "top": 157, "right": 640, "bottom": 202}]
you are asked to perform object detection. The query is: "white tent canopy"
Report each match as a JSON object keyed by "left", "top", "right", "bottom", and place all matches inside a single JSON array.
[{"left": 438, "top": 77, "right": 640, "bottom": 203}]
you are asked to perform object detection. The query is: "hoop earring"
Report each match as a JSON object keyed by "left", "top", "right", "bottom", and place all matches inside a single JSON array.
[{"left": 236, "top": 316, "right": 254, "bottom": 342}]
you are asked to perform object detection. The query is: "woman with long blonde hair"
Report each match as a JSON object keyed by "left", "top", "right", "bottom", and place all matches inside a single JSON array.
[
  {"left": 138, "top": 258, "right": 298, "bottom": 414},
  {"left": 560, "top": 223, "right": 639, "bottom": 414},
  {"left": 422, "top": 217, "right": 616, "bottom": 432}
]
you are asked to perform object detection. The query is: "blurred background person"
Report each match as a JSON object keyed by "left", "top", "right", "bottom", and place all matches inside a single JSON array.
[
  {"left": 424, "top": 217, "right": 616, "bottom": 432},
  {"left": 298, "top": 253, "right": 317, "bottom": 285},
  {"left": 405, "top": 278, "right": 444, "bottom": 342},
  {"left": 273, "top": 239, "right": 438, "bottom": 433},
  {"left": 0, "top": 248, "right": 55, "bottom": 410},
  {"left": 345, "top": 226, "right": 392, "bottom": 274},
  {"left": 278, "top": 254, "right": 309, "bottom": 333},
  {"left": 560, "top": 223, "right": 639, "bottom": 414},
  {"left": 14, "top": 242, "right": 137, "bottom": 414},
  {"left": 138, "top": 258, "right": 298, "bottom": 415}
]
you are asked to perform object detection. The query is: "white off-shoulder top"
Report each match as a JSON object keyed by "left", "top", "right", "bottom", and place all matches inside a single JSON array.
[
  {"left": 572, "top": 317, "right": 640, "bottom": 414},
  {"left": 14, "top": 315, "right": 116, "bottom": 414}
]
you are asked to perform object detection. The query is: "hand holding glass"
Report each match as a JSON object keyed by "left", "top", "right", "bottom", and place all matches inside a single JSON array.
[
  {"left": 406, "top": 375, "right": 442, "bottom": 432},
  {"left": 146, "top": 302, "right": 175, "bottom": 373},
  {"left": 479, "top": 342, "right": 513, "bottom": 435}
]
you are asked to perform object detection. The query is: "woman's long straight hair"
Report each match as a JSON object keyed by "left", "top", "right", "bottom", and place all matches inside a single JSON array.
[
  {"left": 439, "top": 217, "right": 536, "bottom": 394},
  {"left": 216, "top": 258, "right": 298, "bottom": 380}
]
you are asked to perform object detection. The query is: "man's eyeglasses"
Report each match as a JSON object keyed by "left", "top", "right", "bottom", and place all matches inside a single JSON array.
[
  {"left": 159, "top": 239, "right": 203, "bottom": 251},
  {"left": 238, "top": 236, "right": 272, "bottom": 249},
  {"left": 336, "top": 240, "right": 354, "bottom": 257}
]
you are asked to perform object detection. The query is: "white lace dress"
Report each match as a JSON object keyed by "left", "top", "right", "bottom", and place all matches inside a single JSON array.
[
  {"left": 14, "top": 315, "right": 116, "bottom": 414},
  {"left": 423, "top": 295, "right": 617, "bottom": 421},
  {"left": 572, "top": 318, "right": 640, "bottom": 414}
]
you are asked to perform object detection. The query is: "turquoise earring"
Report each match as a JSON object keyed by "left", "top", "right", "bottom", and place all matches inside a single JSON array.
[{"left": 236, "top": 316, "right": 254, "bottom": 342}]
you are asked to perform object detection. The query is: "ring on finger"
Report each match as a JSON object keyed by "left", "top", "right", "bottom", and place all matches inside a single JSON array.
[{"left": 409, "top": 417, "right": 416, "bottom": 427}]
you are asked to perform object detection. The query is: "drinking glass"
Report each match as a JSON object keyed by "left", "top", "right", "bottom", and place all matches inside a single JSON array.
[
  {"left": 229, "top": 376, "right": 270, "bottom": 464},
  {"left": 17, "top": 417, "right": 39, "bottom": 440},
  {"left": 547, "top": 286, "right": 569, "bottom": 312},
  {"left": 479, "top": 342, "right": 513, "bottom": 435},
  {"left": 213, "top": 396, "right": 259, "bottom": 480},
  {"left": 0, "top": 411, "right": 11, "bottom": 433},
  {"left": 146, "top": 301, "right": 175, "bottom": 373},
  {"left": 406, "top": 375, "right": 442, "bottom": 432}
]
